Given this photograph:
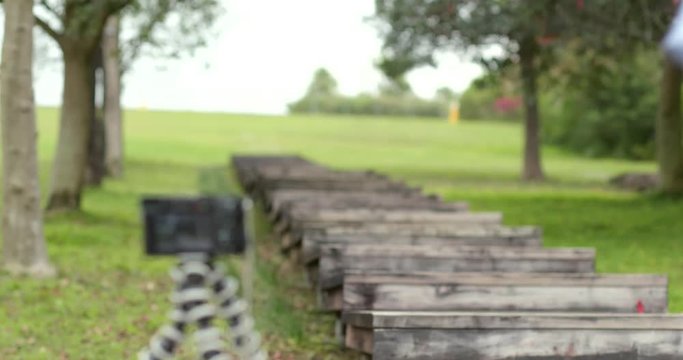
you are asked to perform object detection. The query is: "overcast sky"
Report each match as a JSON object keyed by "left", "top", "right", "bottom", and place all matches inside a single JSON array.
[{"left": 23, "top": 1, "right": 483, "bottom": 115}]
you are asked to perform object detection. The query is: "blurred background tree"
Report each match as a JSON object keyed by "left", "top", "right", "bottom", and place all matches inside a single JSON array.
[
  {"left": 289, "top": 68, "right": 452, "bottom": 118},
  {"left": 373, "top": 0, "right": 680, "bottom": 189},
  {"left": 34, "top": 0, "right": 223, "bottom": 211}
]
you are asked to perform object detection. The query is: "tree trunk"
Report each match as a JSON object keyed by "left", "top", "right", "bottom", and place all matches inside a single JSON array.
[
  {"left": 47, "top": 47, "right": 93, "bottom": 211},
  {"left": 103, "top": 16, "right": 123, "bottom": 178},
  {"left": 85, "top": 44, "right": 106, "bottom": 187},
  {"left": 657, "top": 56, "right": 683, "bottom": 194},
  {"left": 0, "top": 0, "right": 55, "bottom": 276},
  {"left": 519, "top": 37, "right": 545, "bottom": 182}
]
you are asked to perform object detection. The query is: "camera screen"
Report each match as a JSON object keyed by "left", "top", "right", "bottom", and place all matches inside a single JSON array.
[{"left": 142, "top": 196, "right": 247, "bottom": 255}]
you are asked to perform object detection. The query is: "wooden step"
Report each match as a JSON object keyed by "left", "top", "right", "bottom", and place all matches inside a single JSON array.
[
  {"left": 284, "top": 212, "right": 503, "bottom": 242},
  {"left": 285, "top": 220, "right": 512, "bottom": 253},
  {"left": 266, "top": 189, "right": 443, "bottom": 210},
  {"left": 307, "top": 222, "right": 528, "bottom": 237},
  {"left": 264, "top": 187, "right": 425, "bottom": 210},
  {"left": 326, "top": 272, "right": 668, "bottom": 313},
  {"left": 269, "top": 193, "right": 467, "bottom": 220},
  {"left": 301, "top": 226, "right": 542, "bottom": 264},
  {"left": 284, "top": 208, "right": 475, "bottom": 228},
  {"left": 313, "top": 244, "right": 595, "bottom": 289},
  {"left": 231, "top": 155, "right": 313, "bottom": 187},
  {"left": 271, "top": 200, "right": 469, "bottom": 224},
  {"left": 343, "top": 311, "right": 683, "bottom": 359}
]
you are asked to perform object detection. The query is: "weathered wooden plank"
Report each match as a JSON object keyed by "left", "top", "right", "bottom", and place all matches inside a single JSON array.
[
  {"left": 340, "top": 272, "right": 668, "bottom": 313},
  {"left": 267, "top": 189, "right": 440, "bottom": 207},
  {"left": 283, "top": 214, "right": 506, "bottom": 249},
  {"left": 274, "top": 199, "right": 468, "bottom": 220},
  {"left": 230, "top": 154, "right": 311, "bottom": 172},
  {"left": 343, "top": 311, "right": 683, "bottom": 358},
  {"left": 288, "top": 208, "right": 475, "bottom": 224},
  {"left": 258, "top": 179, "right": 415, "bottom": 193},
  {"left": 317, "top": 244, "right": 595, "bottom": 289},
  {"left": 272, "top": 200, "right": 469, "bottom": 229},
  {"left": 281, "top": 210, "right": 500, "bottom": 240},
  {"left": 296, "top": 210, "right": 500, "bottom": 225},
  {"left": 258, "top": 165, "right": 382, "bottom": 181},
  {"left": 288, "top": 212, "right": 503, "bottom": 238},
  {"left": 344, "top": 311, "right": 683, "bottom": 330},
  {"left": 300, "top": 226, "right": 542, "bottom": 264},
  {"left": 313, "top": 222, "right": 531, "bottom": 236},
  {"left": 345, "top": 324, "right": 374, "bottom": 355},
  {"left": 370, "top": 328, "right": 683, "bottom": 359},
  {"left": 266, "top": 189, "right": 465, "bottom": 216},
  {"left": 264, "top": 188, "right": 432, "bottom": 218},
  {"left": 231, "top": 154, "right": 314, "bottom": 188}
]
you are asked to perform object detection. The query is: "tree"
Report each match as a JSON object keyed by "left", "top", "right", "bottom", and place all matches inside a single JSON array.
[
  {"left": 306, "top": 68, "right": 338, "bottom": 98},
  {"left": 375, "top": 0, "right": 678, "bottom": 183},
  {"left": 85, "top": 43, "right": 106, "bottom": 187},
  {"left": 102, "top": 16, "right": 123, "bottom": 178},
  {"left": 97, "top": 1, "right": 222, "bottom": 180},
  {"left": 658, "top": 56, "right": 683, "bottom": 193},
  {"left": 549, "top": 0, "right": 677, "bottom": 191},
  {"left": 435, "top": 87, "right": 457, "bottom": 103},
  {"left": 35, "top": 0, "right": 222, "bottom": 209},
  {"left": 34, "top": 0, "right": 132, "bottom": 211},
  {"left": 374, "top": 0, "right": 565, "bottom": 181},
  {"left": 378, "top": 76, "right": 413, "bottom": 98},
  {"left": 1, "top": 0, "right": 55, "bottom": 276}
]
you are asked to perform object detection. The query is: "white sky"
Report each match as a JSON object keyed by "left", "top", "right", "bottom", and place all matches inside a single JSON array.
[{"left": 16, "top": 1, "right": 483, "bottom": 115}]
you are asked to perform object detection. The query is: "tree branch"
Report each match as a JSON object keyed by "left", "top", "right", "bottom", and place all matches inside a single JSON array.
[
  {"left": 34, "top": 15, "right": 63, "bottom": 45},
  {"left": 39, "top": 0, "right": 62, "bottom": 20},
  {"left": 108, "top": 0, "right": 135, "bottom": 17}
]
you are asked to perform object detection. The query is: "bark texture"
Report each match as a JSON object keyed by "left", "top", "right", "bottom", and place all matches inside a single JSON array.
[
  {"left": 519, "top": 37, "right": 545, "bottom": 182},
  {"left": 657, "top": 56, "right": 683, "bottom": 194},
  {"left": 47, "top": 46, "right": 94, "bottom": 211},
  {"left": 1, "top": 0, "right": 55, "bottom": 276},
  {"left": 102, "top": 16, "right": 123, "bottom": 178},
  {"left": 85, "top": 45, "right": 106, "bottom": 187}
]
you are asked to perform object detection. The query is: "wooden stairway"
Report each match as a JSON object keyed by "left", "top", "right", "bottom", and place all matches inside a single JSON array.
[{"left": 232, "top": 155, "right": 683, "bottom": 359}]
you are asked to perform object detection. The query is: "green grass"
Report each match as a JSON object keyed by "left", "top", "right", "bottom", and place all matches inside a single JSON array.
[{"left": 0, "top": 108, "right": 679, "bottom": 358}]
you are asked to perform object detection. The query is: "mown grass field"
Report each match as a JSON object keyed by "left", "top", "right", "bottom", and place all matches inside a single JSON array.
[{"left": 0, "top": 108, "right": 681, "bottom": 358}]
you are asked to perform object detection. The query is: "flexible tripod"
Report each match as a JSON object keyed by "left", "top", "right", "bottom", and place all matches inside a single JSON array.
[{"left": 139, "top": 254, "right": 266, "bottom": 360}]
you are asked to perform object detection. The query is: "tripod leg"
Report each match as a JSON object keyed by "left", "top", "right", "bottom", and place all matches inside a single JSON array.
[
  {"left": 138, "top": 265, "right": 189, "bottom": 360},
  {"left": 209, "top": 265, "right": 267, "bottom": 360},
  {"left": 178, "top": 258, "right": 232, "bottom": 360}
]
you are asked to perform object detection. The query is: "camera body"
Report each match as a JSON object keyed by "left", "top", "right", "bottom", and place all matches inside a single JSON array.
[{"left": 142, "top": 196, "right": 248, "bottom": 255}]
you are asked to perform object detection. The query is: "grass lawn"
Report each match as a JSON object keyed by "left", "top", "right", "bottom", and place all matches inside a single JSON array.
[{"left": 0, "top": 108, "right": 680, "bottom": 358}]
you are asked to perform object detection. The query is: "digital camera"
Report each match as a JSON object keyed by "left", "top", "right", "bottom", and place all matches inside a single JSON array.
[{"left": 142, "top": 196, "right": 248, "bottom": 255}]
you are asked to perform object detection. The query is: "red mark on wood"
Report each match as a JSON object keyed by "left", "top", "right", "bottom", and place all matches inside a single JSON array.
[{"left": 636, "top": 300, "right": 645, "bottom": 314}]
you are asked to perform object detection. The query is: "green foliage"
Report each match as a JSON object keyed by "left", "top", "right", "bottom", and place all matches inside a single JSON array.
[
  {"left": 543, "top": 50, "right": 660, "bottom": 160},
  {"left": 378, "top": 76, "right": 413, "bottom": 97},
  {"left": 33, "top": 0, "right": 224, "bottom": 71},
  {"left": 305, "top": 68, "right": 338, "bottom": 98},
  {"left": 289, "top": 93, "right": 448, "bottom": 118},
  {"left": 435, "top": 87, "right": 457, "bottom": 103},
  {"left": 122, "top": 0, "right": 224, "bottom": 68},
  {"left": 459, "top": 72, "right": 522, "bottom": 121},
  {"left": 290, "top": 69, "right": 448, "bottom": 118},
  {"left": 460, "top": 85, "right": 501, "bottom": 120}
]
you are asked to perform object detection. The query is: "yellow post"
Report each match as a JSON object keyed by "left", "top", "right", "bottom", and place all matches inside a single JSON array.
[{"left": 448, "top": 102, "right": 460, "bottom": 125}]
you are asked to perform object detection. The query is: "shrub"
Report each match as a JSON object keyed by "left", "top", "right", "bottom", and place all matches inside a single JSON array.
[
  {"left": 459, "top": 72, "right": 523, "bottom": 121},
  {"left": 288, "top": 94, "right": 448, "bottom": 119},
  {"left": 543, "top": 51, "right": 659, "bottom": 160}
]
